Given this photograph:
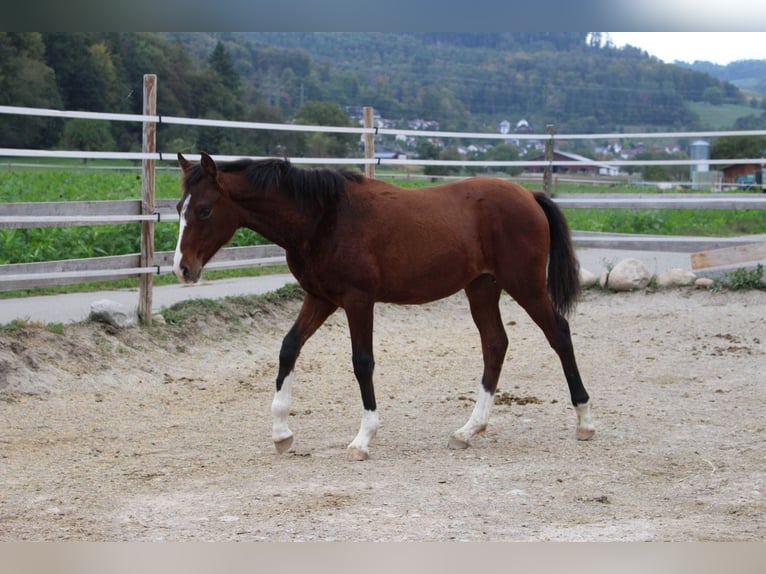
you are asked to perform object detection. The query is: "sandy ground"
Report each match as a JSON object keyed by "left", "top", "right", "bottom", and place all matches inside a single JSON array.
[{"left": 1, "top": 286, "right": 764, "bottom": 541}]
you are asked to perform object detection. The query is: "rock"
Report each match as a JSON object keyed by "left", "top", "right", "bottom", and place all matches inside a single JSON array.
[
  {"left": 694, "top": 277, "right": 715, "bottom": 289},
  {"left": 579, "top": 267, "right": 598, "bottom": 288},
  {"left": 606, "top": 258, "right": 650, "bottom": 291},
  {"left": 656, "top": 268, "right": 697, "bottom": 288},
  {"left": 599, "top": 271, "right": 609, "bottom": 289},
  {"left": 89, "top": 299, "right": 137, "bottom": 329}
]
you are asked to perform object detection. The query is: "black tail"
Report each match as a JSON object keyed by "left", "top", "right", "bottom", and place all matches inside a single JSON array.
[{"left": 533, "top": 192, "right": 580, "bottom": 317}]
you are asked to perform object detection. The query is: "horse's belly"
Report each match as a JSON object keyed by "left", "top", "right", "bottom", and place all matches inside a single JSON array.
[{"left": 377, "top": 256, "right": 481, "bottom": 304}]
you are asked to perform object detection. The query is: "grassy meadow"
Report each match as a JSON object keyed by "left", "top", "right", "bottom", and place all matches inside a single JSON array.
[
  {"left": 0, "top": 165, "right": 268, "bottom": 266},
  {"left": 686, "top": 101, "right": 764, "bottom": 130}
]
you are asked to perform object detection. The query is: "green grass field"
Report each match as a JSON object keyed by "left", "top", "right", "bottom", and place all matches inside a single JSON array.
[
  {"left": 686, "top": 101, "right": 762, "bottom": 130},
  {"left": 0, "top": 166, "right": 269, "bottom": 265}
]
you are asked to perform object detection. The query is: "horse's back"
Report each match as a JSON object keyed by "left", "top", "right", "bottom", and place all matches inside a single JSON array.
[
  {"left": 354, "top": 176, "right": 542, "bottom": 220},
  {"left": 409, "top": 177, "right": 551, "bottom": 248}
]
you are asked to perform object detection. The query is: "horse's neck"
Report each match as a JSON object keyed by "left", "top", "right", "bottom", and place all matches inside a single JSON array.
[{"left": 235, "top": 191, "right": 323, "bottom": 250}]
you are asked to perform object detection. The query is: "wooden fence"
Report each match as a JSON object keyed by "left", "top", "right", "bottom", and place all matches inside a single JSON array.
[{"left": 2, "top": 74, "right": 766, "bottom": 324}]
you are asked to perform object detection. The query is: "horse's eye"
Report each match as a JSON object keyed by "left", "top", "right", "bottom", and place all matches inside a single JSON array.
[{"left": 198, "top": 206, "right": 212, "bottom": 219}]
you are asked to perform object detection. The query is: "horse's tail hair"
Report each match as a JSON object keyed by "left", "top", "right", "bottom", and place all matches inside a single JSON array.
[{"left": 533, "top": 192, "right": 580, "bottom": 317}]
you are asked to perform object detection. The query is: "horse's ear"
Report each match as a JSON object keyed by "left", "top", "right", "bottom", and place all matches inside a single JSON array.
[
  {"left": 200, "top": 151, "right": 227, "bottom": 193},
  {"left": 200, "top": 152, "right": 217, "bottom": 179},
  {"left": 177, "top": 153, "right": 192, "bottom": 172}
]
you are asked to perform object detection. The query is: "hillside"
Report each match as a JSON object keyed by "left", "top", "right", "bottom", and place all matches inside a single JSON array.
[
  {"left": 183, "top": 32, "right": 750, "bottom": 133},
  {"left": 2, "top": 32, "right": 764, "bottom": 160},
  {"left": 683, "top": 59, "right": 766, "bottom": 95}
]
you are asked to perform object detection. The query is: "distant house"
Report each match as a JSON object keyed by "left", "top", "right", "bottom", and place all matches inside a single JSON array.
[
  {"left": 525, "top": 150, "right": 619, "bottom": 176},
  {"left": 515, "top": 119, "right": 531, "bottom": 133},
  {"left": 720, "top": 162, "right": 764, "bottom": 186}
]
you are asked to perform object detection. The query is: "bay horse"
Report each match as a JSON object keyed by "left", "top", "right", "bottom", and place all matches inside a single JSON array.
[{"left": 173, "top": 152, "right": 595, "bottom": 460}]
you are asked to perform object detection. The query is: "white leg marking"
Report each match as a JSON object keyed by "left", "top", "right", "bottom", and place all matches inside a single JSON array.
[
  {"left": 451, "top": 386, "right": 494, "bottom": 448},
  {"left": 347, "top": 409, "right": 379, "bottom": 460},
  {"left": 271, "top": 371, "right": 294, "bottom": 447},
  {"left": 172, "top": 195, "right": 191, "bottom": 280},
  {"left": 575, "top": 401, "right": 596, "bottom": 440}
]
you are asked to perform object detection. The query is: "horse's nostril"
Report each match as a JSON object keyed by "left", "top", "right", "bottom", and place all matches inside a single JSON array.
[{"left": 181, "top": 265, "right": 190, "bottom": 280}]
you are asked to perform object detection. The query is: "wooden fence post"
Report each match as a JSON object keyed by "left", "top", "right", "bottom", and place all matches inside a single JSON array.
[
  {"left": 363, "top": 106, "right": 375, "bottom": 179},
  {"left": 543, "top": 124, "right": 555, "bottom": 196},
  {"left": 139, "top": 74, "right": 157, "bottom": 325}
]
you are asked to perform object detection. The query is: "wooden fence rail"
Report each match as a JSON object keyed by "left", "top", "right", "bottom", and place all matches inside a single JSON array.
[
  {"left": 0, "top": 244, "right": 286, "bottom": 291},
  {"left": 0, "top": 200, "right": 175, "bottom": 228}
]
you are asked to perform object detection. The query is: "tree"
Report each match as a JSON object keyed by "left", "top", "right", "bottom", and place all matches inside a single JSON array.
[
  {"left": 733, "top": 114, "right": 766, "bottom": 130},
  {"left": 239, "top": 102, "right": 303, "bottom": 156},
  {"left": 636, "top": 151, "right": 690, "bottom": 182},
  {"left": 43, "top": 33, "right": 113, "bottom": 112},
  {"left": 484, "top": 142, "right": 523, "bottom": 176},
  {"left": 711, "top": 135, "right": 766, "bottom": 160},
  {"left": 294, "top": 101, "right": 357, "bottom": 157},
  {"left": 60, "top": 119, "right": 115, "bottom": 154},
  {"left": 0, "top": 33, "right": 62, "bottom": 148},
  {"left": 416, "top": 140, "right": 440, "bottom": 160},
  {"left": 190, "top": 68, "right": 244, "bottom": 121},
  {"left": 416, "top": 86, "right": 470, "bottom": 131},
  {"left": 208, "top": 41, "right": 240, "bottom": 92},
  {"left": 419, "top": 145, "right": 462, "bottom": 176},
  {"left": 703, "top": 86, "right": 724, "bottom": 105}
]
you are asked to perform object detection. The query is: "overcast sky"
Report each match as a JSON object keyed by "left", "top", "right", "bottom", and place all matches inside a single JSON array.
[{"left": 608, "top": 32, "right": 766, "bottom": 65}]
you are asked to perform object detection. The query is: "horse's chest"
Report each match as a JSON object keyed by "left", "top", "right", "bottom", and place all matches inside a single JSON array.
[{"left": 286, "top": 248, "right": 342, "bottom": 301}]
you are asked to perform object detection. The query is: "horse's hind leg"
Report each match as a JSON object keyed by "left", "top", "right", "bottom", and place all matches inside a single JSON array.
[
  {"left": 271, "top": 293, "right": 337, "bottom": 453},
  {"left": 450, "top": 275, "right": 508, "bottom": 449},
  {"left": 516, "top": 292, "right": 595, "bottom": 441},
  {"left": 343, "top": 298, "right": 378, "bottom": 461}
]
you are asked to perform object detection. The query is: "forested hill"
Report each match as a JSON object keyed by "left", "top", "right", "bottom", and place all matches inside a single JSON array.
[
  {"left": 2, "top": 32, "right": 762, "bottom": 157},
  {"left": 172, "top": 32, "right": 749, "bottom": 133},
  {"left": 681, "top": 59, "right": 766, "bottom": 96}
]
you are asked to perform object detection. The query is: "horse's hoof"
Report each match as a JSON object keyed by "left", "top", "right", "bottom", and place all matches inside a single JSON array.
[
  {"left": 274, "top": 435, "right": 294, "bottom": 454},
  {"left": 448, "top": 435, "right": 470, "bottom": 450},
  {"left": 576, "top": 427, "right": 596, "bottom": 441},
  {"left": 347, "top": 447, "right": 369, "bottom": 461}
]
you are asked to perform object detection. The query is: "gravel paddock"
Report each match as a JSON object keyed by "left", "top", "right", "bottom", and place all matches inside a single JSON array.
[{"left": 1, "top": 288, "right": 764, "bottom": 541}]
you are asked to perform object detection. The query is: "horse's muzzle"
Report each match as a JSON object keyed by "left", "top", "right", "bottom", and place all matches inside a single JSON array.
[{"left": 175, "top": 263, "right": 201, "bottom": 284}]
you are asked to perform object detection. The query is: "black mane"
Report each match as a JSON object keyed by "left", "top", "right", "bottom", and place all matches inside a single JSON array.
[{"left": 184, "top": 157, "right": 364, "bottom": 209}]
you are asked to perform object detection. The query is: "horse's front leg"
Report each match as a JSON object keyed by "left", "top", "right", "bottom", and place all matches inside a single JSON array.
[
  {"left": 344, "top": 299, "right": 378, "bottom": 461},
  {"left": 271, "top": 293, "right": 337, "bottom": 453}
]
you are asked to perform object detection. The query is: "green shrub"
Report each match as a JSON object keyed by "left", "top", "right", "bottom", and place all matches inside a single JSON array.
[{"left": 714, "top": 264, "right": 765, "bottom": 291}]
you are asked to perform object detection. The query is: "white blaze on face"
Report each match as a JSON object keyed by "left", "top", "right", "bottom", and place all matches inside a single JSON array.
[{"left": 172, "top": 195, "right": 191, "bottom": 280}]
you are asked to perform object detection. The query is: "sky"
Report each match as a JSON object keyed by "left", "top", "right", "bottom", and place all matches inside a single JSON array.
[{"left": 608, "top": 33, "right": 766, "bottom": 65}]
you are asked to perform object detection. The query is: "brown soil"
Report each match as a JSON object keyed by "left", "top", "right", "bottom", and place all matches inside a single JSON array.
[{"left": 1, "top": 287, "right": 764, "bottom": 541}]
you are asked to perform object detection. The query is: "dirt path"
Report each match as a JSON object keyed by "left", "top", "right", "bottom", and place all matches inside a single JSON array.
[{"left": 1, "top": 288, "right": 764, "bottom": 541}]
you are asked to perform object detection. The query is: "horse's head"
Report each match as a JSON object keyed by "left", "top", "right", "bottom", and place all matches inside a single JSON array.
[{"left": 173, "top": 152, "right": 241, "bottom": 284}]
